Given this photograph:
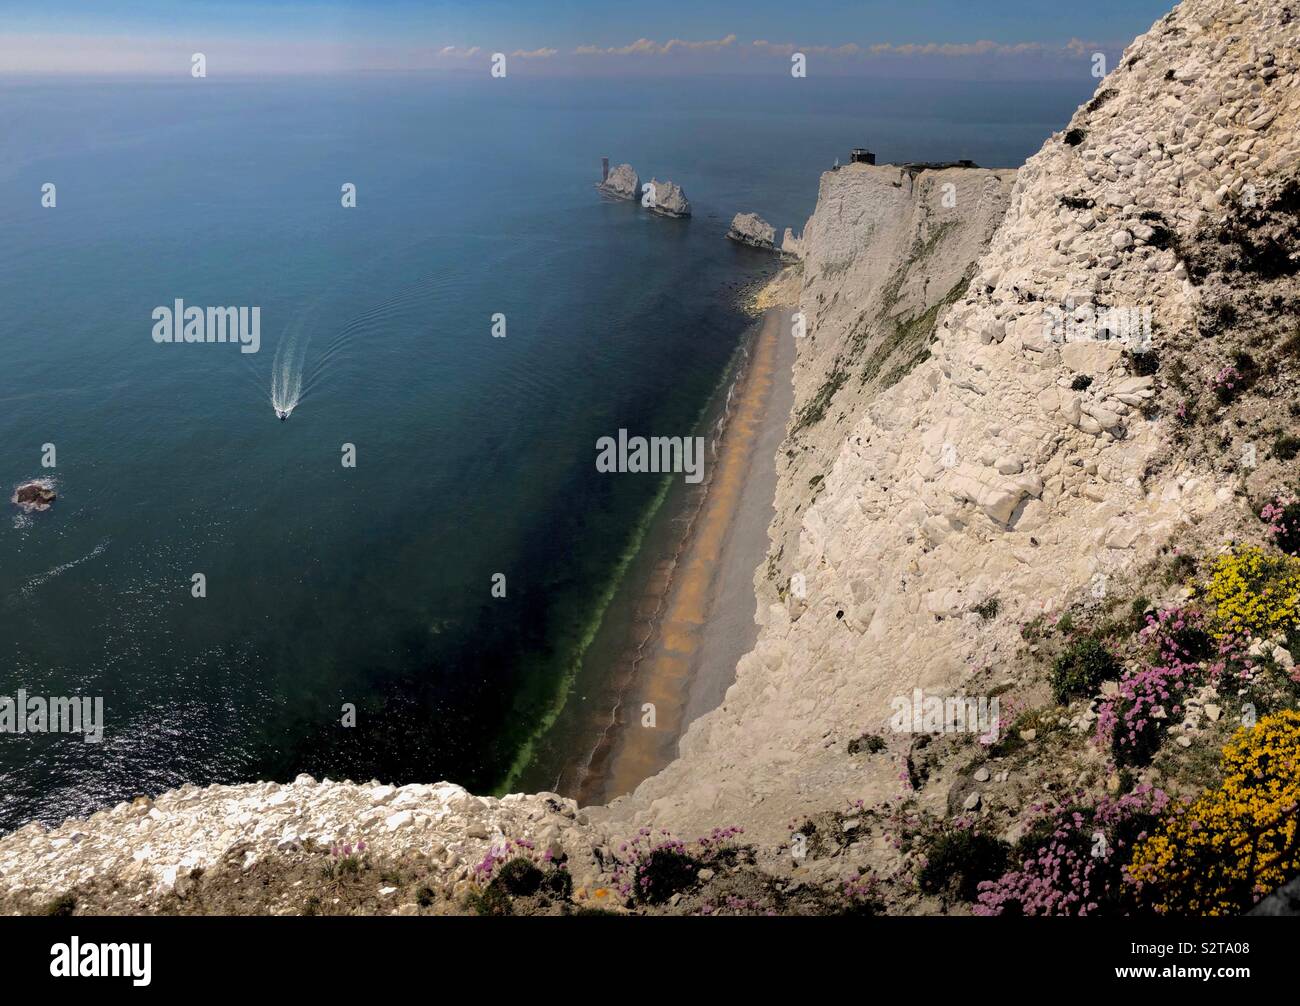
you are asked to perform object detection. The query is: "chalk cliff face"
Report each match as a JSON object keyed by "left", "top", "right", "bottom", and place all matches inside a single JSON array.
[
  {"left": 601, "top": 0, "right": 1300, "bottom": 847},
  {"left": 760, "top": 163, "right": 1017, "bottom": 607},
  {"left": 5, "top": 0, "right": 1300, "bottom": 913}
]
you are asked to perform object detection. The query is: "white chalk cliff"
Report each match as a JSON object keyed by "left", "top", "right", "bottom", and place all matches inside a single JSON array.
[{"left": 599, "top": 0, "right": 1299, "bottom": 846}]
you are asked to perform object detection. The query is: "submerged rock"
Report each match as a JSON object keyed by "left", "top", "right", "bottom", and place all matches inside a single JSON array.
[
  {"left": 646, "top": 178, "right": 691, "bottom": 218},
  {"left": 12, "top": 481, "right": 56, "bottom": 512},
  {"left": 726, "top": 212, "right": 776, "bottom": 250},
  {"left": 597, "top": 163, "right": 640, "bottom": 200}
]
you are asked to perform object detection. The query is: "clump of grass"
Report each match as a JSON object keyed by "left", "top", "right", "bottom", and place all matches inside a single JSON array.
[
  {"left": 1051, "top": 636, "right": 1121, "bottom": 704},
  {"left": 1163, "top": 552, "right": 1197, "bottom": 586},
  {"left": 466, "top": 883, "right": 513, "bottom": 916},
  {"left": 793, "top": 366, "right": 848, "bottom": 433},
  {"left": 1273, "top": 434, "right": 1300, "bottom": 461},
  {"left": 1128, "top": 348, "right": 1160, "bottom": 376},
  {"left": 41, "top": 893, "right": 77, "bottom": 917},
  {"left": 847, "top": 732, "right": 887, "bottom": 755}
]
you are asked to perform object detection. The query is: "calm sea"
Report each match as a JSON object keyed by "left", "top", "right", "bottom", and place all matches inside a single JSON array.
[{"left": 0, "top": 73, "right": 1092, "bottom": 830}]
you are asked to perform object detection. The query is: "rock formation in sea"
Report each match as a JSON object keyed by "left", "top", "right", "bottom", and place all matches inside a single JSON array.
[
  {"left": 646, "top": 178, "right": 690, "bottom": 218},
  {"left": 597, "top": 162, "right": 639, "bottom": 200},
  {"left": 6, "top": 0, "right": 1300, "bottom": 917},
  {"left": 12, "top": 480, "right": 56, "bottom": 512},
  {"left": 726, "top": 212, "right": 776, "bottom": 250}
]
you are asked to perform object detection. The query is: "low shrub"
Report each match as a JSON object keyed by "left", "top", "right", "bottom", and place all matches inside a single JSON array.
[
  {"left": 918, "top": 827, "right": 1008, "bottom": 903},
  {"left": 975, "top": 785, "right": 1170, "bottom": 916},
  {"left": 1095, "top": 607, "right": 1209, "bottom": 766},
  {"left": 468, "top": 838, "right": 572, "bottom": 915},
  {"left": 1261, "top": 493, "right": 1300, "bottom": 556},
  {"left": 1272, "top": 435, "right": 1300, "bottom": 461},
  {"left": 1126, "top": 710, "right": 1300, "bottom": 915},
  {"left": 1200, "top": 546, "right": 1300, "bottom": 638},
  {"left": 612, "top": 826, "right": 744, "bottom": 904},
  {"left": 1051, "top": 636, "right": 1121, "bottom": 703},
  {"left": 42, "top": 893, "right": 77, "bottom": 917},
  {"left": 847, "top": 732, "right": 887, "bottom": 755}
]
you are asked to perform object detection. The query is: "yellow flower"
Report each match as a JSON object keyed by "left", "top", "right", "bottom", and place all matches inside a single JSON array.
[
  {"left": 1127, "top": 710, "right": 1300, "bottom": 915},
  {"left": 1200, "top": 546, "right": 1300, "bottom": 638}
]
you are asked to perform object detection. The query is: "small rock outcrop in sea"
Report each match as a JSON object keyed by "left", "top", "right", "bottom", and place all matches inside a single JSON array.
[
  {"left": 12, "top": 481, "right": 56, "bottom": 512},
  {"left": 646, "top": 178, "right": 691, "bottom": 218},
  {"left": 597, "top": 163, "right": 640, "bottom": 200},
  {"left": 726, "top": 212, "right": 776, "bottom": 250}
]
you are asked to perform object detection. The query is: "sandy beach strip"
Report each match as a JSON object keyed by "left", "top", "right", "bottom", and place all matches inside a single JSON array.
[{"left": 573, "top": 299, "right": 796, "bottom": 806}]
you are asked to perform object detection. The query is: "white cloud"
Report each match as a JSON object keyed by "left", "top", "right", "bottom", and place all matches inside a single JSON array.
[
  {"left": 760, "top": 37, "right": 1111, "bottom": 60},
  {"left": 574, "top": 34, "right": 737, "bottom": 56}
]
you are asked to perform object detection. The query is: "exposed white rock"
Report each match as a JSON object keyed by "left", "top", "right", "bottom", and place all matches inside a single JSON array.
[
  {"left": 726, "top": 212, "right": 776, "bottom": 250},
  {"left": 646, "top": 177, "right": 691, "bottom": 218},
  {"left": 596, "top": 0, "right": 1270, "bottom": 847},
  {"left": 781, "top": 227, "right": 807, "bottom": 260},
  {"left": 597, "top": 162, "right": 639, "bottom": 200}
]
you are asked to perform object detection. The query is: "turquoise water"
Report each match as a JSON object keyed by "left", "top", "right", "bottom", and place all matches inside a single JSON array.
[{"left": 0, "top": 74, "right": 1092, "bottom": 830}]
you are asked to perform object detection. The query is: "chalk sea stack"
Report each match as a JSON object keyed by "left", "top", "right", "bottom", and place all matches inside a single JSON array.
[
  {"left": 726, "top": 212, "right": 776, "bottom": 250},
  {"left": 12, "top": 481, "right": 56, "bottom": 512},
  {"left": 780, "top": 226, "right": 806, "bottom": 261},
  {"left": 647, "top": 178, "right": 691, "bottom": 218},
  {"left": 597, "top": 162, "right": 640, "bottom": 200}
]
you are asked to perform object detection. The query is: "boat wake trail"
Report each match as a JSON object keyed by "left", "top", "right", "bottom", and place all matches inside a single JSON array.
[
  {"left": 269, "top": 320, "right": 308, "bottom": 419},
  {"left": 253, "top": 267, "right": 450, "bottom": 421}
]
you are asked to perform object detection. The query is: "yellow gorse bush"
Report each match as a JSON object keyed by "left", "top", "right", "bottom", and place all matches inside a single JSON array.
[
  {"left": 1200, "top": 546, "right": 1300, "bottom": 638},
  {"left": 1126, "top": 710, "right": 1300, "bottom": 916}
]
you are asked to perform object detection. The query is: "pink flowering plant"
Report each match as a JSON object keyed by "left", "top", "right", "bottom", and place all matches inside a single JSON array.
[
  {"left": 974, "top": 785, "right": 1170, "bottom": 916},
  {"left": 611, "top": 825, "right": 745, "bottom": 905},
  {"left": 841, "top": 870, "right": 886, "bottom": 915},
  {"left": 1210, "top": 364, "right": 1242, "bottom": 404},
  {"left": 1260, "top": 492, "right": 1300, "bottom": 556},
  {"left": 466, "top": 836, "right": 571, "bottom": 914},
  {"left": 321, "top": 840, "right": 369, "bottom": 880},
  {"left": 1095, "top": 606, "right": 1212, "bottom": 766}
]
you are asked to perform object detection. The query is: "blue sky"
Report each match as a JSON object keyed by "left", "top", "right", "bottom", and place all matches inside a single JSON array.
[{"left": 0, "top": 0, "right": 1181, "bottom": 76}]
